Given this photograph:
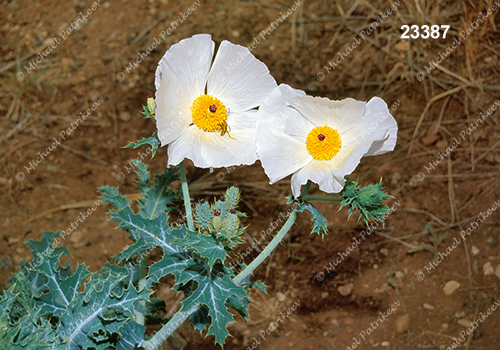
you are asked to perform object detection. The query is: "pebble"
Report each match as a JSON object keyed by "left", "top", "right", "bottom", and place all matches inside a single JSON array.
[
  {"left": 486, "top": 236, "right": 498, "bottom": 247},
  {"left": 380, "top": 248, "right": 389, "bottom": 257},
  {"left": 495, "top": 265, "right": 500, "bottom": 280},
  {"left": 276, "top": 292, "right": 286, "bottom": 302},
  {"left": 338, "top": 284, "right": 353, "bottom": 296},
  {"left": 443, "top": 280, "right": 460, "bottom": 295},
  {"left": 7, "top": 1, "right": 19, "bottom": 10},
  {"left": 423, "top": 303, "right": 435, "bottom": 310},
  {"left": 395, "top": 314, "right": 410, "bottom": 333},
  {"left": 0, "top": 177, "right": 8, "bottom": 186},
  {"left": 471, "top": 245, "right": 480, "bottom": 255},
  {"left": 119, "top": 111, "right": 132, "bottom": 122},
  {"left": 457, "top": 319, "right": 472, "bottom": 328},
  {"left": 395, "top": 271, "right": 405, "bottom": 280},
  {"left": 321, "top": 292, "right": 329, "bottom": 299},
  {"left": 441, "top": 323, "right": 449, "bottom": 330},
  {"left": 483, "top": 261, "right": 494, "bottom": 275},
  {"left": 381, "top": 341, "right": 390, "bottom": 347},
  {"left": 390, "top": 172, "right": 402, "bottom": 186}
]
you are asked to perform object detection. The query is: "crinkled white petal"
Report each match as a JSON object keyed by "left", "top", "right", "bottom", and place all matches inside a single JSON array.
[
  {"left": 155, "top": 82, "right": 192, "bottom": 146},
  {"left": 155, "top": 34, "right": 213, "bottom": 93},
  {"left": 257, "top": 127, "right": 311, "bottom": 184},
  {"left": 363, "top": 97, "right": 398, "bottom": 156},
  {"left": 257, "top": 84, "right": 312, "bottom": 183},
  {"left": 258, "top": 84, "right": 311, "bottom": 141},
  {"left": 288, "top": 95, "right": 367, "bottom": 132},
  {"left": 207, "top": 41, "right": 277, "bottom": 113},
  {"left": 155, "top": 34, "right": 214, "bottom": 146},
  {"left": 167, "top": 110, "right": 258, "bottom": 168},
  {"left": 291, "top": 163, "right": 345, "bottom": 198}
]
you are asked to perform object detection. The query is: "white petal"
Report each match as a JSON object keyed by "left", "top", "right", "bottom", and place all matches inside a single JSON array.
[
  {"left": 155, "top": 34, "right": 215, "bottom": 146},
  {"left": 206, "top": 41, "right": 277, "bottom": 113},
  {"left": 256, "top": 84, "right": 311, "bottom": 182},
  {"left": 155, "top": 82, "right": 191, "bottom": 146},
  {"left": 155, "top": 34, "right": 213, "bottom": 94},
  {"left": 167, "top": 129, "right": 207, "bottom": 167},
  {"left": 257, "top": 127, "right": 311, "bottom": 184},
  {"left": 288, "top": 95, "right": 367, "bottom": 132},
  {"left": 363, "top": 97, "right": 398, "bottom": 156},
  {"left": 291, "top": 162, "right": 345, "bottom": 198},
  {"left": 167, "top": 111, "right": 258, "bottom": 168}
]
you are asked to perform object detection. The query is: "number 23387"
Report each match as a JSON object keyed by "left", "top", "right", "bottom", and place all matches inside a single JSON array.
[{"left": 400, "top": 25, "right": 450, "bottom": 39}]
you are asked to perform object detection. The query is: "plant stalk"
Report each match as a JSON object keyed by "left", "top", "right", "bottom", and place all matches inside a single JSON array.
[
  {"left": 179, "top": 160, "right": 194, "bottom": 231},
  {"left": 233, "top": 206, "right": 298, "bottom": 285}
]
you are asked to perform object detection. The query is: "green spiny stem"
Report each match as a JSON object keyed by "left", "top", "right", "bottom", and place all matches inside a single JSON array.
[
  {"left": 233, "top": 206, "right": 299, "bottom": 285},
  {"left": 179, "top": 160, "right": 194, "bottom": 231},
  {"left": 303, "top": 195, "right": 343, "bottom": 201}
]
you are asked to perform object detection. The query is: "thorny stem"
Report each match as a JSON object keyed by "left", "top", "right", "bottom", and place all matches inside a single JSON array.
[
  {"left": 232, "top": 207, "right": 298, "bottom": 285},
  {"left": 179, "top": 160, "right": 194, "bottom": 231}
]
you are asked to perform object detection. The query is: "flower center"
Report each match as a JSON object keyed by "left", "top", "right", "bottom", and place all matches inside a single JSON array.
[
  {"left": 191, "top": 94, "right": 228, "bottom": 132},
  {"left": 306, "top": 125, "right": 341, "bottom": 160}
]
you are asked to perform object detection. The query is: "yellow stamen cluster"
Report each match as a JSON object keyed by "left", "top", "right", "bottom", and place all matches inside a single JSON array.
[
  {"left": 306, "top": 125, "right": 341, "bottom": 160},
  {"left": 191, "top": 94, "right": 228, "bottom": 132}
]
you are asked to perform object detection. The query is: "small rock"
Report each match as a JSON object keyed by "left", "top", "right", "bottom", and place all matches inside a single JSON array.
[
  {"left": 380, "top": 248, "right": 389, "bottom": 257},
  {"left": 7, "top": 1, "right": 19, "bottom": 10},
  {"left": 443, "top": 280, "right": 460, "bottom": 295},
  {"left": 381, "top": 341, "right": 390, "bottom": 347},
  {"left": 471, "top": 245, "right": 480, "bottom": 255},
  {"left": 321, "top": 292, "right": 329, "bottom": 299},
  {"left": 483, "top": 262, "right": 494, "bottom": 275},
  {"left": 494, "top": 265, "right": 500, "bottom": 280},
  {"left": 395, "top": 271, "right": 405, "bottom": 280},
  {"left": 0, "top": 177, "right": 8, "bottom": 186},
  {"left": 306, "top": 82, "right": 321, "bottom": 92},
  {"left": 395, "top": 314, "right": 410, "bottom": 333},
  {"left": 486, "top": 236, "right": 498, "bottom": 247},
  {"left": 338, "top": 284, "right": 353, "bottom": 296},
  {"left": 390, "top": 172, "right": 402, "bottom": 186},
  {"left": 457, "top": 319, "right": 472, "bottom": 328},
  {"left": 454, "top": 311, "right": 466, "bottom": 319},
  {"left": 423, "top": 303, "right": 435, "bottom": 310},
  {"left": 119, "top": 111, "right": 132, "bottom": 122},
  {"left": 373, "top": 264, "right": 379, "bottom": 270},
  {"left": 276, "top": 292, "right": 286, "bottom": 302},
  {"left": 441, "top": 323, "right": 448, "bottom": 330}
]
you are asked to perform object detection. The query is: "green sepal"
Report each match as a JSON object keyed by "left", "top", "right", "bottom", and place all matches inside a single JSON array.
[{"left": 141, "top": 105, "right": 155, "bottom": 119}]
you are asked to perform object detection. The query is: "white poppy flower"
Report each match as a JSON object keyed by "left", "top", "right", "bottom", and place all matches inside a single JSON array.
[
  {"left": 256, "top": 84, "right": 398, "bottom": 198},
  {"left": 154, "top": 34, "right": 277, "bottom": 168}
]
